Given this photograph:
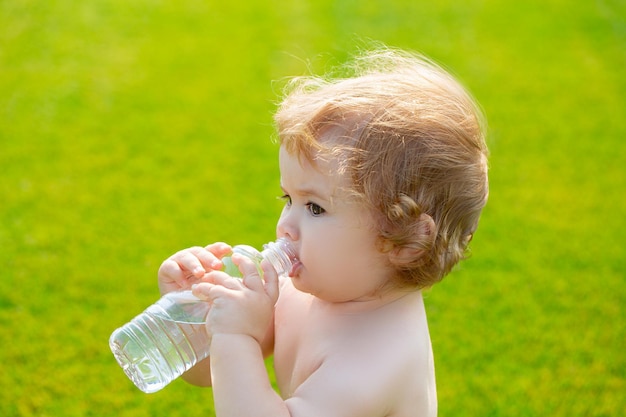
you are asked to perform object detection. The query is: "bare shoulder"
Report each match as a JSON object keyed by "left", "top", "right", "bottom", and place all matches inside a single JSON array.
[
  {"left": 333, "top": 291, "right": 435, "bottom": 391},
  {"left": 324, "top": 291, "right": 436, "bottom": 416}
]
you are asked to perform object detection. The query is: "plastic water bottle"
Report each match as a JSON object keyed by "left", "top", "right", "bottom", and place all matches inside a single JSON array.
[{"left": 109, "top": 238, "right": 297, "bottom": 393}]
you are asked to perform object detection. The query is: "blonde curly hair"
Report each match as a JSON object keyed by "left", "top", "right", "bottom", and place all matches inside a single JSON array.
[{"left": 274, "top": 47, "right": 489, "bottom": 289}]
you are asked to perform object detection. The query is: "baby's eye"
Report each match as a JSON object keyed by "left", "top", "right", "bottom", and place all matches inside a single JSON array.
[
  {"left": 306, "top": 202, "right": 325, "bottom": 216},
  {"left": 279, "top": 194, "right": 292, "bottom": 207}
]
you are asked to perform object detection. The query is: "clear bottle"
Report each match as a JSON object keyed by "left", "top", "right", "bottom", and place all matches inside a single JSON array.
[{"left": 109, "top": 238, "right": 297, "bottom": 393}]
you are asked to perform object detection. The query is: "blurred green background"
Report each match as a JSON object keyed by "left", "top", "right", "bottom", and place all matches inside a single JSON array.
[{"left": 1, "top": 0, "right": 624, "bottom": 416}]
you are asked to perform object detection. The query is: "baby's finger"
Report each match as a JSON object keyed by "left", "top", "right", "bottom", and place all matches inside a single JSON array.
[
  {"left": 233, "top": 254, "right": 264, "bottom": 292},
  {"left": 204, "top": 270, "right": 245, "bottom": 291},
  {"left": 192, "top": 282, "right": 230, "bottom": 302},
  {"left": 260, "top": 260, "right": 279, "bottom": 303},
  {"left": 204, "top": 242, "right": 232, "bottom": 259},
  {"left": 191, "top": 243, "right": 231, "bottom": 273},
  {"left": 158, "top": 258, "right": 186, "bottom": 282},
  {"left": 170, "top": 247, "right": 210, "bottom": 277}
]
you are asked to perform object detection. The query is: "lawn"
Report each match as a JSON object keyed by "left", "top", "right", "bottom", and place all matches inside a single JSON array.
[{"left": 1, "top": 0, "right": 624, "bottom": 416}]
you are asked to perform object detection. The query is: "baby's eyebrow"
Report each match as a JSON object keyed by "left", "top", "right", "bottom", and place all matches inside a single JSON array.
[{"left": 280, "top": 184, "right": 329, "bottom": 202}]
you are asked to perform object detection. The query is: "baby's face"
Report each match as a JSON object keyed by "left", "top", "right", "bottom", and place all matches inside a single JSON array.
[{"left": 276, "top": 146, "right": 395, "bottom": 303}]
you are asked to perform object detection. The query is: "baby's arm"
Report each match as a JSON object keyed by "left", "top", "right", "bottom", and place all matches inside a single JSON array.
[
  {"left": 192, "top": 255, "right": 288, "bottom": 416},
  {"left": 209, "top": 333, "right": 288, "bottom": 416}
]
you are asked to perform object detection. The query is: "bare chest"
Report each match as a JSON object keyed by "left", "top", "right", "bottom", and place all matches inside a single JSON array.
[{"left": 272, "top": 296, "right": 334, "bottom": 397}]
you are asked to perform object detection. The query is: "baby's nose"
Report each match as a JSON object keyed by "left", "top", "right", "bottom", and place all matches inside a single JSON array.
[{"left": 276, "top": 212, "right": 299, "bottom": 242}]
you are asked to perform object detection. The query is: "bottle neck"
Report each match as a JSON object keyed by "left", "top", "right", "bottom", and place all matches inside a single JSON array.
[{"left": 261, "top": 238, "right": 297, "bottom": 277}]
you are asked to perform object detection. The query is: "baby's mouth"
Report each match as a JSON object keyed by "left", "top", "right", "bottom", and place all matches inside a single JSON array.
[{"left": 288, "top": 260, "right": 303, "bottom": 278}]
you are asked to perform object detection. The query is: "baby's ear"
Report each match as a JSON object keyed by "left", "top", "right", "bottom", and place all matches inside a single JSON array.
[{"left": 387, "top": 213, "right": 436, "bottom": 266}]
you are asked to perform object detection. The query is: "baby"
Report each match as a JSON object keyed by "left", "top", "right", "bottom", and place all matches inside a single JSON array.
[{"left": 158, "top": 47, "right": 489, "bottom": 417}]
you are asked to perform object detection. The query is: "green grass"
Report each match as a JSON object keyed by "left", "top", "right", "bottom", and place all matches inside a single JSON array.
[{"left": 1, "top": 0, "right": 624, "bottom": 416}]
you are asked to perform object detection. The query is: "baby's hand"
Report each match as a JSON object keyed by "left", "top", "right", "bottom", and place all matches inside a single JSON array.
[
  {"left": 157, "top": 242, "right": 232, "bottom": 295},
  {"left": 192, "top": 254, "right": 279, "bottom": 345}
]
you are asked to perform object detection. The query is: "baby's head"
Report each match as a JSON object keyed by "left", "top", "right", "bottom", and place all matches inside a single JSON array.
[{"left": 274, "top": 48, "right": 489, "bottom": 289}]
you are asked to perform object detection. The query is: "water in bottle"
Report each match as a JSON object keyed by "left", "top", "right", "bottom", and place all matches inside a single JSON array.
[{"left": 110, "top": 290, "right": 210, "bottom": 393}]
